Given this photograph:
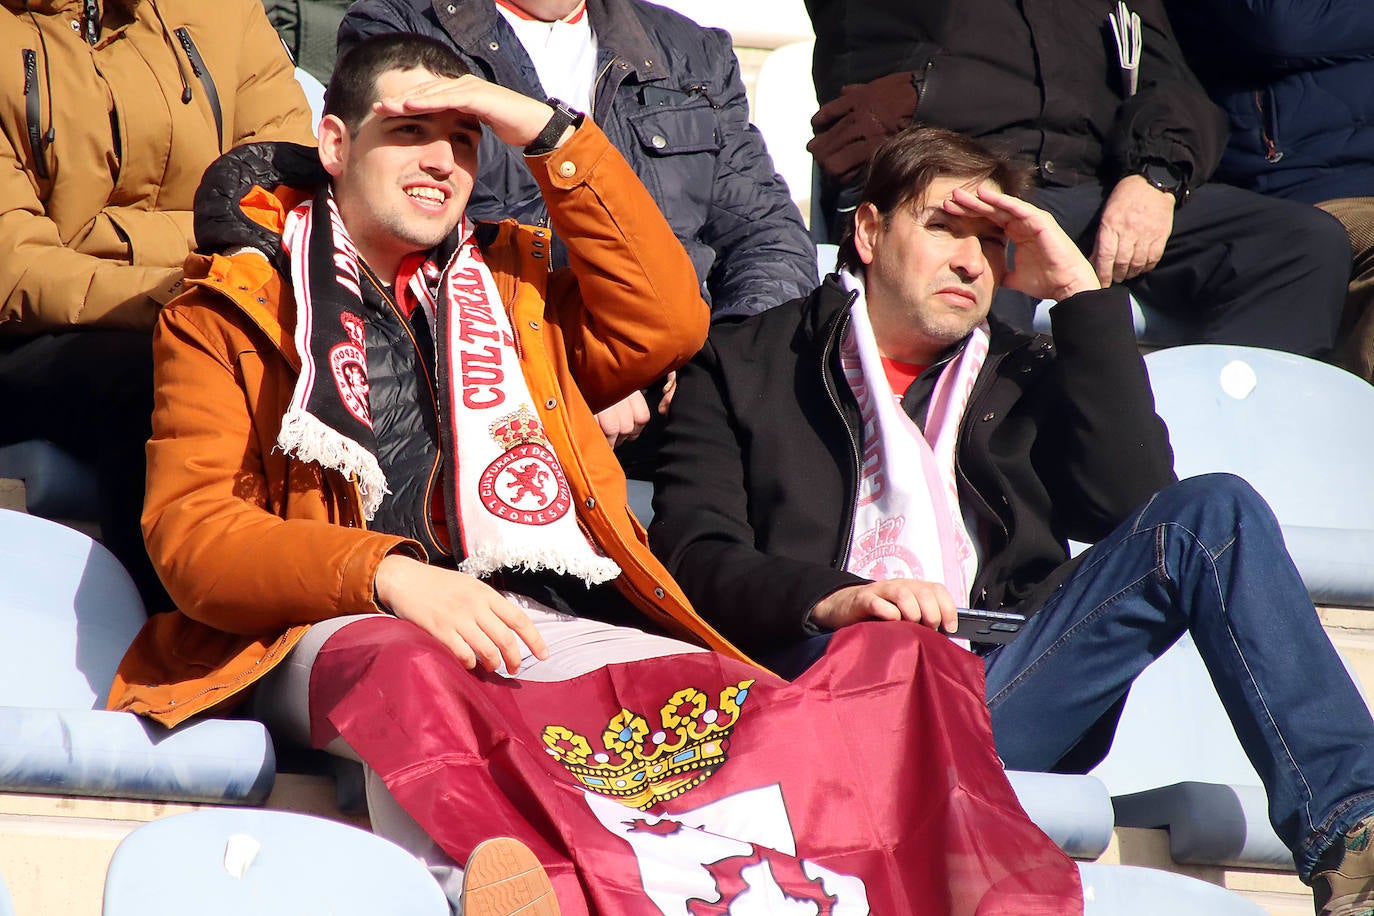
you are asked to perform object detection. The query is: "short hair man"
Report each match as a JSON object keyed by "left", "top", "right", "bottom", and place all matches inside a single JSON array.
[
  {"left": 106, "top": 36, "right": 1085, "bottom": 915},
  {"left": 651, "top": 124, "right": 1374, "bottom": 916},
  {"left": 338, "top": 0, "right": 820, "bottom": 457},
  {"left": 109, "top": 30, "right": 737, "bottom": 912}
]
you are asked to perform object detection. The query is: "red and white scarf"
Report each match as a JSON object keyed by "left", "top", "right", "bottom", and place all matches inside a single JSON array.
[
  {"left": 279, "top": 193, "right": 620, "bottom": 585},
  {"left": 837, "top": 268, "right": 986, "bottom": 603}
]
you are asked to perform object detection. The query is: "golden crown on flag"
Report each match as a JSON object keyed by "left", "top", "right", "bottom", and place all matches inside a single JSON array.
[
  {"left": 489, "top": 407, "right": 546, "bottom": 449},
  {"left": 541, "top": 679, "right": 755, "bottom": 811}
]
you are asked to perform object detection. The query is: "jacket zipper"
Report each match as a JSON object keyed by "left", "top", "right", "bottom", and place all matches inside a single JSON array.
[
  {"left": 819, "top": 291, "right": 862, "bottom": 569},
  {"left": 1253, "top": 89, "right": 1284, "bottom": 164},
  {"left": 21, "top": 49, "right": 49, "bottom": 181},
  {"left": 174, "top": 27, "right": 224, "bottom": 150}
]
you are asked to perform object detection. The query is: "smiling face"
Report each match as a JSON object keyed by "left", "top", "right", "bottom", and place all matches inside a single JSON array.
[
  {"left": 854, "top": 175, "right": 1009, "bottom": 365},
  {"left": 317, "top": 66, "right": 481, "bottom": 282}
]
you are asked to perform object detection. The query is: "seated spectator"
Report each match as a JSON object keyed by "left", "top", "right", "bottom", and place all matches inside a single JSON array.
[
  {"left": 0, "top": 0, "right": 314, "bottom": 609},
  {"left": 804, "top": 0, "right": 1350, "bottom": 357},
  {"left": 1166, "top": 0, "right": 1374, "bottom": 381},
  {"left": 650, "top": 124, "right": 1374, "bottom": 916},
  {"left": 337, "top": 0, "right": 818, "bottom": 467},
  {"left": 107, "top": 35, "right": 1082, "bottom": 913}
]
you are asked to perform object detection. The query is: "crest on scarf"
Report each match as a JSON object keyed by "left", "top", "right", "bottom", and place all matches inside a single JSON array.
[
  {"left": 542, "top": 680, "right": 754, "bottom": 811},
  {"left": 329, "top": 312, "right": 371, "bottom": 427},
  {"left": 479, "top": 407, "right": 573, "bottom": 525},
  {"left": 852, "top": 517, "right": 922, "bottom": 581}
]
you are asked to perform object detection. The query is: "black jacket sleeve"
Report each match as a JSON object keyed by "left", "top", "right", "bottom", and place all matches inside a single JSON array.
[
  {"left": 1034, "top": 289, "right": 1177, "bottom": 542},
  {"left": 1106, "top": 0, "right": 1228, "bottom": 186},
  {"left": 649, "top": 340, "right": 864, "bottom": 656}
]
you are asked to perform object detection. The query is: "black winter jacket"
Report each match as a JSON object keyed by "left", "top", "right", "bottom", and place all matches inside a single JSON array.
[
  {"left": 806, "top": 0, "right": 1227, "bottom": 191},
  {"left": 649, "top": 278, "right": 1176, "bottom": 657},
  {"left": 339, "top": 0, "right": 817, "bottom": 319}
]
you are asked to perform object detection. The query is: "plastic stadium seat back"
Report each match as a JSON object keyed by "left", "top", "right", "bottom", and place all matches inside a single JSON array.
[
  {"left": 0, "top": 509, "right": 146, "bottom": 709},
  {"left": 0, "top": 440, "right": 100, "bottom": 521},
  {"left": 102, "top": 809, "right": 450, "bottom": 916},
  {"left": 1144, "top": 344, "right": 1374, "bottom": 531}
]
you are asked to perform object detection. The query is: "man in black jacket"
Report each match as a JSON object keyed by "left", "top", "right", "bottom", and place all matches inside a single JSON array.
[
  {"left": 804, "top": 0, "right": 1349, "bottom": 358},
  {"left": 650, "top": 125, "right": 1374, "bottom": 916}
]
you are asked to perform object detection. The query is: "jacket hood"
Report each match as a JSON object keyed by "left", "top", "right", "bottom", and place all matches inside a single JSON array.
[{"left": 194, "top": 141, "right": 329, "bottom": 274}]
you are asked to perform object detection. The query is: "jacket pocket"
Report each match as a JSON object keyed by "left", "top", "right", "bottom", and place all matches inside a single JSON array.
[
  {"left": 625, "top": 101, "right": 721, "bottom": 157},
  {"left": 622, "top": 101, "right": 720, "bottom": 239}
]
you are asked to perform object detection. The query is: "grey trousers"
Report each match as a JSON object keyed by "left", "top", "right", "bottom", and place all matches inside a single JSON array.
[{"left": 251, "top": 595, "right": 705, "bottom": 912}]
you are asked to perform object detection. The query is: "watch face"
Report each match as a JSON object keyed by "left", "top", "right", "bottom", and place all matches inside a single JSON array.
[{"left": 1143, "top": 162, "right": 1183, "bottom": 193}]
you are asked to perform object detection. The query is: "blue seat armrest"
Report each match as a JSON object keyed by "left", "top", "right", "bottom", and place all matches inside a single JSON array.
[
  {"left": 0, "top": 707, "right": 274, "bottom": 805},
  {"left": 1281, "top": 525, "right": 1374, "bottom": 609},
  {"left": 1006, "top": 769, "right": 1114, "bottom": 859},
  {"left": 1112, "top": 781, "right": 1291, "bottom": 870}
]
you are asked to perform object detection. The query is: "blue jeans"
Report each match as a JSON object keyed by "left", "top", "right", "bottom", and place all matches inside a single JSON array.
[
  {"left": 983, "top": 474, "right": 1374, "bottom": 879},
  {"left": 761, "top": 474, "right": 1374, "bottom": 879}
]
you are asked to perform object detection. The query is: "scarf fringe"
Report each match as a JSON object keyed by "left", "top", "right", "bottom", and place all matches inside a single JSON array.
[
  {"left": 459, "top": 548, "right": 622, "bottom": 587},
  {"left": 277, "top": 408, "right": 389, "bottom": 520}
]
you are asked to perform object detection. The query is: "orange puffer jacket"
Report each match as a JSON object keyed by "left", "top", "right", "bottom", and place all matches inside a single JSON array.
[{"left": 109, "top": 123, "right": 749, "bottom": 728}]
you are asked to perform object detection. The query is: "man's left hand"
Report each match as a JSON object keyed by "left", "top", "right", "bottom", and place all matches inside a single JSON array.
[
  {"left": 596, "top": 390, "right": 651, "bottom": 449},
  {"left": 1090, "top": 175, "right": 1175, "bottom": 287},
  {"left": 372, "top": 75, "right": 567, "bottom": 149}
]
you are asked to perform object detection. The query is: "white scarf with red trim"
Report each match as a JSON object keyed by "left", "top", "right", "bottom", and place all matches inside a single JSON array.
[
  {"left": 279, "top": 193, "right": 620, "bottom": 585},
  {"left": 837, "top": 268, "right": 986, "bottom": 603}
]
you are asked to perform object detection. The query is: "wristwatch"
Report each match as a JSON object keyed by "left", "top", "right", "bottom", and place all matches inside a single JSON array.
[
  {"left": 525, "top": 98, "right": 585, "bottom": 156},
  {"left": 1139, "top": 160, "right": 1190, "bottom": 207}
]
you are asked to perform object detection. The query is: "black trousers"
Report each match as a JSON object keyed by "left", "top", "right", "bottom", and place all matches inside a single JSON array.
[
  {"left": 0, "top": 330, "right": 169, "bottom": 611},
  {"left": 997, "top": 181, "right": 1351, "bottom": 357}
]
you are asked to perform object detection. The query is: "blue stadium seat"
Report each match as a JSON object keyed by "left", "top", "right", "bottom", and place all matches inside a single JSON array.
[
  {"left": 102, "top": 808, "right": 449, "bottom": 915},
  {"left": 0, "top": 867, "right": 13, "bottom": 916},
  {"left": 0, "top": 510, "right": 274, "bottom": 804},
  {"left": 0, "top": 440, "right": 99, "bottom": 522},
  {"left": 1145, "top": 344, "right": 1374, "bottom": 607},
  {"left": 1089, "top": 634, "right": 1290, "bottom": 869},
  {"left": 1077, "top": 863, "right": 1265, "bottom": 914}
]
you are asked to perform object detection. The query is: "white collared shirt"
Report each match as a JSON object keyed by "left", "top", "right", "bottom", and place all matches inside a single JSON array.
[{"left": 495, "top": 0, "right": 598, "bottom": 118}]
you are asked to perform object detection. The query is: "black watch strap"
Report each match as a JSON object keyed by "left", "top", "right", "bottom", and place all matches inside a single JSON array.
[
  {"left": 1139, "top": 160, "right": 1190, "bottom": 207},
  {"left": 525, "top": 98, "right": 584, "bottom": 156}
]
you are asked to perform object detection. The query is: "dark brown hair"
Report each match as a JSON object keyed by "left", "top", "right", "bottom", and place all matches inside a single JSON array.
[
  {"left": 835, "top": 125, "right": 1033, "bottom": 272},
  {"left": 325, "top": 34, "right": 472, "bottom": 133}
]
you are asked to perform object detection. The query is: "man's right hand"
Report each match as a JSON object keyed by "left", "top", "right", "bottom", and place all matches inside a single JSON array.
[
  {"left": 373, "top": 554, "right": 549, "bottom": 673},
  {"left": 372, "top": 75, "right": 567, "bottom": 150},
  {"left": 808, "top": 71, "right": 921, "bottom": 184},
  {"left": 809, "top": 579, "right": 958, "bottom": 633}
]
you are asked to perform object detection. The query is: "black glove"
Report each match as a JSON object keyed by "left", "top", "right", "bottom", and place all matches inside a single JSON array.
[{"left": 807, "top": 71, "right": 921, "bottom": 184}]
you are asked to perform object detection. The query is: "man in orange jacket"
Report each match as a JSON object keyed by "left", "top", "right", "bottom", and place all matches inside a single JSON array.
[{"left": 112, "top": 30, "right": 746, "bottom": 914}]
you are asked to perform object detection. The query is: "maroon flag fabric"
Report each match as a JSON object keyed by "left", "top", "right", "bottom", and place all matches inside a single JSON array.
[{"left": 309, "top": 619, "right": 1083, "bottom": 914}]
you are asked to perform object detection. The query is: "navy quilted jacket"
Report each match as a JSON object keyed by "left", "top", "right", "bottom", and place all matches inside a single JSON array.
[
  {"left": 338, "top": 0, "right": 817, "bottom": 319},
  {"left": 1167, "top": 0, "right": 1374, "bottom": 204}
]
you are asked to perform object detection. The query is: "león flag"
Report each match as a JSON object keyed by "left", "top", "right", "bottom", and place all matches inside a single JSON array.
[{"left": 311, "top": 620, "right": 1083, "bottom": 914}]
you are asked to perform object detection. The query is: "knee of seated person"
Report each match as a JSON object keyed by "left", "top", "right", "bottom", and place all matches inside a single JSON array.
[{"left": 1167, "top": 473, "right": 1276, "bottom": 524}]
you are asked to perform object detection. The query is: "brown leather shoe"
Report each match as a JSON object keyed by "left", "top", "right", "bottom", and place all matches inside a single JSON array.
[
  {"left": 1313, "top": 815, "right": 1374, "bottom": 916},
  {"left": 460, "top": 837, "right": 560, "bottom": 916}
]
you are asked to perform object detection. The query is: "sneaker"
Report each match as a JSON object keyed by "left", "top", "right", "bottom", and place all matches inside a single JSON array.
[
  {"left": 460, "top": 836, "right": 560, "bottom": 916},
  {"left": 1313, "top": 814, "right": 1374, "bottom": 916}
]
